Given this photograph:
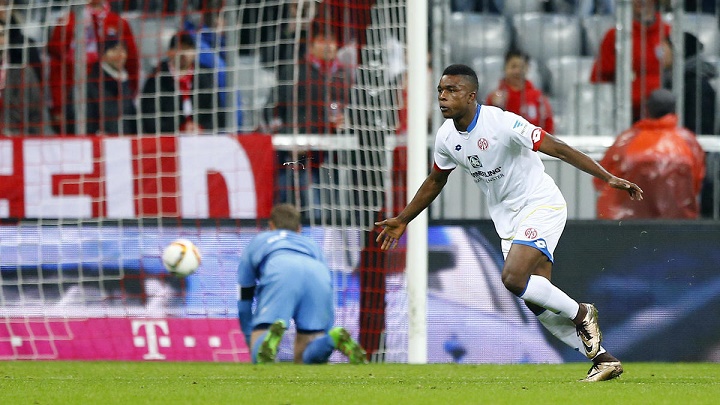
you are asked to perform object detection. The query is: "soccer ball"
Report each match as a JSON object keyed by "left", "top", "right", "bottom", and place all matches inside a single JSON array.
[{"left": 162, "top": 239, "right": 201, "bottom": 277}]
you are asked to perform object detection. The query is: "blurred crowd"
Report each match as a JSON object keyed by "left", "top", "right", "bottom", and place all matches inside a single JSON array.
[
  {"left": 1, "top": 0, "right": 717, "bottom": 136},
  {"left": 450, "top": 0, "right": 719, "bottom": 218},
  {"left": 0, "top": 0, "right": 718, "bottom": 219},
  {"left": 0, "top": 0, "right": 369, "bottom": 137}
]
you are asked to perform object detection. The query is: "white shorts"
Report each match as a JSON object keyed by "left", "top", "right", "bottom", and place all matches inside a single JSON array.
[{"left": 501, "top": 203, "right": 567, "bottom": 263}]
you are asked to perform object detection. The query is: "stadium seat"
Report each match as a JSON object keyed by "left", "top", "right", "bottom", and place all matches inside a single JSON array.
[
  {"left": 360, "top": 36, "right": 406, "bottom": 86},
  {"left": 23, "top": 6, "right": 65, "bottom": 44},
  {"left": 235, "top": 55, "right": 277, "bottom": 132},
  {"left": 349, "top": 75, "right": 399, "bottom": 131},
  {"left": 123, "top": 14, "right": 179, "bottom": 75},
  {"left": 526, "top": 59, "right": 547, "bottom": 95},
  {"left": 502, "top": 0, "right": 544, "bottom": 16},
  {"left": 561, "top": 83, "right": 615, "bottom": 136},
  {"left": 582, "top": 14, "right": 614, "bottom": 56},
  {"left": 512, "top": 13, "right": 582, "bottom": 65},
  {"left": 447, "top": 12, "right": 511, "bottom": 66},
  {"left": 545, "top": 55, "right": 595, "bottom": 98},
  {"left": 472, "top": 56, "right": 505, "bottom": 101}
]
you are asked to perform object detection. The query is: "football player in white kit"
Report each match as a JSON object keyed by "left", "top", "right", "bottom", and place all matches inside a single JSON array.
[{"left": 376, "top": 64, "right": 643, "bottom": 381}]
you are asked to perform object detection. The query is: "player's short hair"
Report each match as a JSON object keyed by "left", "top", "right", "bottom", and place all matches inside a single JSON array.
[
  {"left": 442, "top": 64, "right": 479, "bottom": 92},
  {"left": 310, "top": 22, "right": 338, "bottom": 42},
  {"left": 647, "top": 88, "right": 676, "bottom": 119},
  {"left": 504, "top": 48, "right": 530, "bottom": 64},
  {"left": 169, "top": 31, "right": 196, "bottom": 50},
  {"left": 270, "top": 203, "right": 301, "bottom": 231}
]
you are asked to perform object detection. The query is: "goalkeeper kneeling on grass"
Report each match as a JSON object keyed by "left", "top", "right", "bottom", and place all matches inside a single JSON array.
[{"left": 237, "top": 203, "right": 367, "bottom": 364}]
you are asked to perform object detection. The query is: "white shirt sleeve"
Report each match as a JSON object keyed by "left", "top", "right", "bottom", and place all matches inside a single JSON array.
[
  {"left": 502, "top": 111, "right": 544, "bottom": 151},
  {"left": 433, "top": 131, "right": 457, "bottom": 171}
]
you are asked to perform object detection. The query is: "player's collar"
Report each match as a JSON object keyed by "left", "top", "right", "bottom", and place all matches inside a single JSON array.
[{"left": 458, "top": 105, "right": 481, "bottom": 137}]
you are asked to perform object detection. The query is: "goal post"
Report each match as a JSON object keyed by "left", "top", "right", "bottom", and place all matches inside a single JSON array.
[{"left": 406, "top": 0, "right": 429, "bottom": 365}]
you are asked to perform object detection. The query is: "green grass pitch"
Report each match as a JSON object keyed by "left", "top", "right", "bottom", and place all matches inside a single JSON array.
[{"left": 1, "top": 362, "right": 719, "bottom": 404}]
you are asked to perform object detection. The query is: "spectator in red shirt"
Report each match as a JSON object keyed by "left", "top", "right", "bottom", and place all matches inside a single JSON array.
[
  {"left": 47, "top": 0, "right": 139, "bottom": 134},
  {"left": 590, "top": 0, "right": 671, "bottom": 122},
  {"left": 485, "top": 49, "right": 554, "bottom": 133},
  {"left": 594, "top": 89, "right": 705, "bottom": 219}
]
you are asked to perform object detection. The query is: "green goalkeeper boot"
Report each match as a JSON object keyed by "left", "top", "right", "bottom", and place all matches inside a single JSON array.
[
  {"left": 329, "top": 327, "right": 368, "bottom": 365},
  {"left": 257, "top": 320, "right": 287, "bottom": 364}
]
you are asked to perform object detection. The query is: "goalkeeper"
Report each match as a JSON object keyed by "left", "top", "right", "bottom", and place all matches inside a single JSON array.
[{"left": 237, "top": 203, "right": 367, "bottom": 364}]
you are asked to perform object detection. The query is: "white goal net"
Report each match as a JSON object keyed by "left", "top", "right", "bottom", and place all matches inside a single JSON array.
[
  {"left": 0, "top": 0, "right": 408, "bottom": 362},
  {"left": 6, "top": 0, "right": 715, "bottom": 365}
]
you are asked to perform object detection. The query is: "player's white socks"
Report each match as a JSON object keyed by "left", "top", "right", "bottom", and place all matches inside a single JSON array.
[
  {"left": 537, "top": 310, "right": 582, "bottom": 351},
  {"left": 519, "top": 275, "right": 580, "bottom": 320},
  {"left": 536, "top": 310, "right": 606, "bottom": 358}
]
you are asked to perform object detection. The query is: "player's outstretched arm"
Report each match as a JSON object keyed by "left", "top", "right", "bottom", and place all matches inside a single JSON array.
[
  {"left": 375, "top": 168, "right": 450, "bottom": 250},
  {"left": 605, "top": 175, "right": 644, "bottom": 200},
  {"left": 538, "top": 132, "right": 644, "bottom": 201}
]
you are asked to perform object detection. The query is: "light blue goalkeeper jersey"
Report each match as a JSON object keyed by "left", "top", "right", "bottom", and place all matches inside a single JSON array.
[
  {"left": 237, "top": 229, "right": 326, "bottom": 286},
  {"left": 237, "top": 229, "right": 333, "bottom": 333}
]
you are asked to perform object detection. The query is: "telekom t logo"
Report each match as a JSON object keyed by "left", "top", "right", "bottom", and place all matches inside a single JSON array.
[{"left": 132, "top": 320, "right": 171, "bottom": 360}]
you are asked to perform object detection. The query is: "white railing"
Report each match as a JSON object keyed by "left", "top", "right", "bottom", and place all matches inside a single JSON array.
[{"left": 272, "top": 133, "right": 720, "bottom": 220}]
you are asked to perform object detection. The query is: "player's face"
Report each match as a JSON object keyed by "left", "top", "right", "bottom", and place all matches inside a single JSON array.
[
  {"left": 169, "top": 44, "right": 196, "bottom": 71},
  {"left": 102, "top": 43, "right": 128, "bottom": 71},
  {"left": 437, "top": 75, "right": 477, "bottom": 120},
  {"left": 0, "top": 26, "right": 5, "bottom": 58},
  {"left": 310, "top": 35, "right": 338, "bottom": 61},
  {"left": 504, "top": 56, "right": 527, "bottom": 86},
  {"left": 659, "top": 38, "right": 672, "bottom": 69},
  {"left": 0, "top": 0, "right": 7, "bottom": 22},
  {"left": 632, "top": 0, "right": 655, "bottom": 21}
]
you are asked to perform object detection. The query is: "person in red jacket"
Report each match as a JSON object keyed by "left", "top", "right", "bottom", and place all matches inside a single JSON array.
[
  {"left": 47, "top": 0, "right": 139, "bottom": 134},
  {"left": 594, "top": 88, "right": 705, "bottom": 219},
  {"left": 485, "top": 49, "right": 554, "bottom": 133},
  {"left": 590, "top": 0, "right": 671, "bottom": 122}
]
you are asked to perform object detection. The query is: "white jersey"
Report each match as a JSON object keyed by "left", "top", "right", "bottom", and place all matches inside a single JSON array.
[{"left": 433, "top": 105, "right": 566, "bottom": 239}]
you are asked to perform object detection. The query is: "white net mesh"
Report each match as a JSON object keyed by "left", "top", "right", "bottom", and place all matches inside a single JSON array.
[
  {"left": 6, "top": 0, "right": 717, "bottom": 363},
  {"left": 0, "top": 0, "right": 407, "bottom": 362}
]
